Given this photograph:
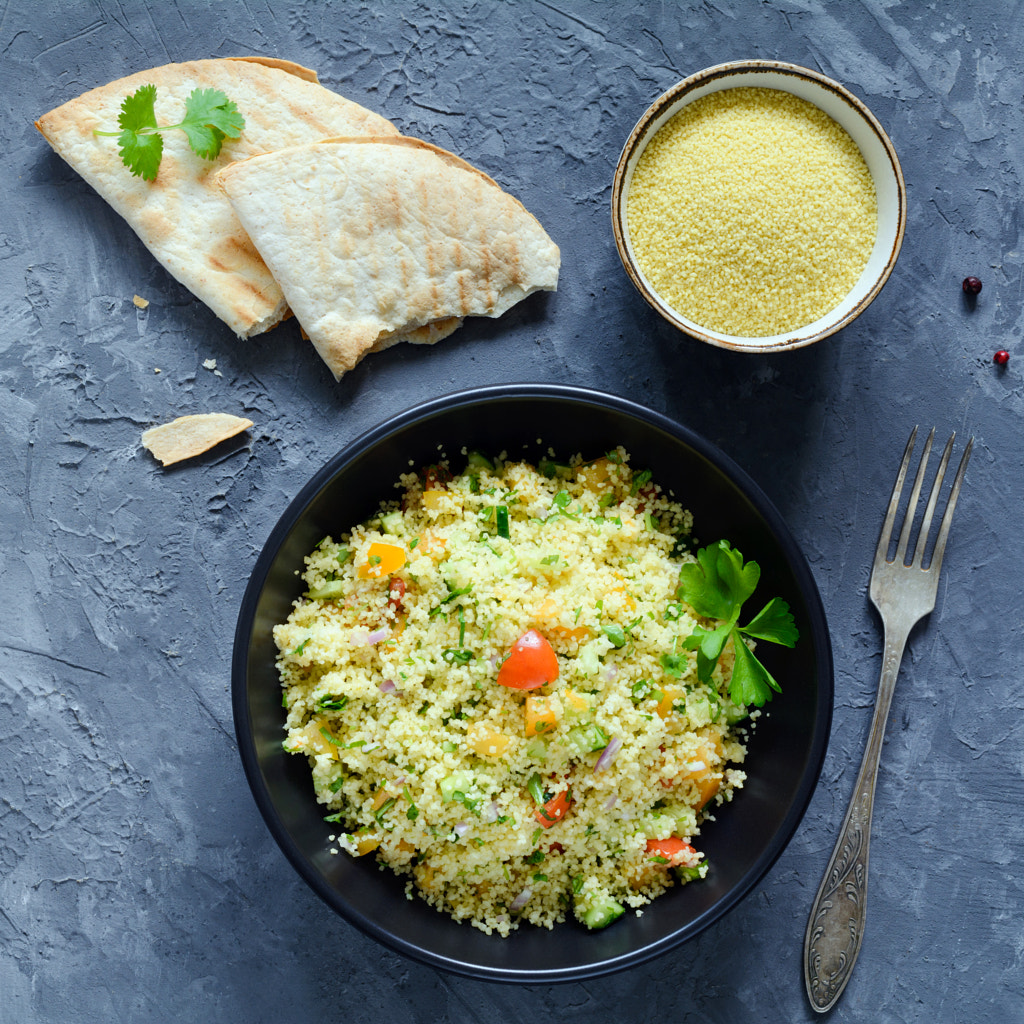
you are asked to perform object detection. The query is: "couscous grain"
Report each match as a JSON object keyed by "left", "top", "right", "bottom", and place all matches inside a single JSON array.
[{"left": 627, "top": 86, "right": 877, "bottom": 337}]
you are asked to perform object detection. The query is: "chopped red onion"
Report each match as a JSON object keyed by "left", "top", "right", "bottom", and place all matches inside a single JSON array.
[
  {"left": 366, "top": 627, "right": 391, "bottom": 645},
  {"left": 378, "top": 679, "right": 398, "bottom": 694},
  {"left": 603, "top": 795, "right": 617, "bottom": 811},
  {"left": 602, "top": 664, "right": 619, "bottom": 682},
  {"left": 509, "top": 886, "right": 532, "bottom": 913},
  {"left": 453, "top": 822, "right": 470, "bottom": 838},
  {"left": 483, "top": 801, "right": 500, "bottom": 824},
  {"left": 593, "top": 736, "right": 622, "bottom": 773}
]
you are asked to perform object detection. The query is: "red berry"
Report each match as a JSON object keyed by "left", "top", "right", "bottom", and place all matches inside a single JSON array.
[
  {"left": 994, "top": 349, "right": 1010, "bottom": 366},
  {"left": 963, "top": 276, "right": 983, "bottom": 294}
]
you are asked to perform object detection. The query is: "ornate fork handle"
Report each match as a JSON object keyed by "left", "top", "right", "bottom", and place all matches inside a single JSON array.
[{"left": 803, "top": 614, "right": 914, "bottom": 1013}]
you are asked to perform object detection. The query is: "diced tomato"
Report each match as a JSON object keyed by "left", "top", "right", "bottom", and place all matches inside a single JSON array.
[
  {"left": 535, "top": 788, "right": 572, "bottom": 828},
  {"left": 645, "top": 837, "right": 695, "bottom": 866},
  {"left": 388, "top": 577, "right": 406, "bottom": 613},
  {"left": 496, "top": 629, "right": 560, "bottom": 690},
  {"left": 423, "top": 464, "right": 453, "bottom": 489}
]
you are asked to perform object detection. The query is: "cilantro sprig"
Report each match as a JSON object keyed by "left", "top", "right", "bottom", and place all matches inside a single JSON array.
[
  {"left": 93, "top": 84, "right": 245, "bottom": 181},
  {"left": 677, "top": 540, "right": 798, "bottom": 708}
]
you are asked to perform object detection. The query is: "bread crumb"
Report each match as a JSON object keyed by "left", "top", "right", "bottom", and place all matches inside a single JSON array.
[
  {"left": 202, "top": 358, "right": 217, "bottom": 371},
  {"left": 133, "top": 294, "right": 149, "bottom": 309}
]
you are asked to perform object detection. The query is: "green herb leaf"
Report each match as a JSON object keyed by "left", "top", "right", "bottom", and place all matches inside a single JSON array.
[
  {"left": 729, "top": 629, "right": 783, "bottom": 707},
  {"left": 659, "top": 653, "right": 686, "bottom": 679},
  {"left": 677, "top": 540, "right": 759, "bottom": 622},
  {"left": 177, "top": 87, "right": 244, "bottom": 158},
  {"left": 740, "top": 597, "right": 799, "bottom": 647},
  {"left": 94, "top": 83, "right": 245, "bottom": 181},
  {"left": 630, "top": 469, "right": 652, "bottom": 495},
  {"left": 675, "top": 542, "right": 798, "bottom": 706},
  {"left": 601, "top": 623, "right": 627, "bottom": 648}
]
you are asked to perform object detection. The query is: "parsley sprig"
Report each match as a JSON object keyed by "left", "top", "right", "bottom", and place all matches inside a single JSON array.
[
  {"left": 677, "top": 541, "right": 798, "bottom": 708},
  {"left": 93, "top": 84, "right": 245, "bottom": 181}
]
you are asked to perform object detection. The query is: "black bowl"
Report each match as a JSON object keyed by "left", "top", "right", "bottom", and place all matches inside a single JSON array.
[{"left": 232, "top": 383, "right": 833, "bottom": 982}]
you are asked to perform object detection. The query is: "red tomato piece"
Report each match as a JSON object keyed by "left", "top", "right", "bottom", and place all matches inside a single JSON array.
[
  {"left": 496, "top": 629, "right": 559, "bottom": 690},
  {"left": 388, "top": 577, "right": 406, "bottom": 613},
  {"left": 645, "top": 837, "right": 695, "bottom": 866},
  {"left": 423, "top": 464, "right": 453, "bottom": 489},
  {"left": 535, "top": 789, "right": 572, "bottom": 828}
]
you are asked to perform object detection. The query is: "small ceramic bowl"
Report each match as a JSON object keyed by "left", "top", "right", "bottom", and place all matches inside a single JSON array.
[{"left": 611, "top": 60, "right": 906, "bottom": 352}]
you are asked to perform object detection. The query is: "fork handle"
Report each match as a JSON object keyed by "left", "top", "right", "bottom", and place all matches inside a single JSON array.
[{"left": 803, "top": 618, "right": 912, "bottom": 1012}]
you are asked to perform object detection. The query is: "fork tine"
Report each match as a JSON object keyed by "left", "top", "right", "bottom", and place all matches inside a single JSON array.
[
  {"left": 912, "top": 433, "right": 955, "bottom": 567},
  {"left": 876, "top": 426, "right": 918, "bottom": 565},
  {"left": 894, "top": 427, "right": 935, "bottom": 564},
  {"left": 927, "top": 436, "right": 973, "bottom": 575}
]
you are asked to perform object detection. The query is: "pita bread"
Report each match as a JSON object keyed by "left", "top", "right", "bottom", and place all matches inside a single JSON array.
[
  {"left": 142, "top": 413, "right": 253, "bottom": 466},
  {"left": 215, "top": 136, "right": 560, "bottom": 378},
  {"left": 36, "top": 58, "right": 399, "bottom": 338}
]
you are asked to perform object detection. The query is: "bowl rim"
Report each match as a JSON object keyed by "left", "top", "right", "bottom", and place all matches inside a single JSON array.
[
  {"left": 610, "top": 59, "right": 907, "bottom": 353},
  {"left": 231, "top": 382, "right": 834, "bottom": 982}
]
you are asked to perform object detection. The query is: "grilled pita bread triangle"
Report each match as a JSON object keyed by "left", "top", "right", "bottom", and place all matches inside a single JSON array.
[
  {"left": 216, "top": 136, "right": 560, "bottom": 378},
  {"left": 36, "top": 58, "right": 399, "bottom": 338}
]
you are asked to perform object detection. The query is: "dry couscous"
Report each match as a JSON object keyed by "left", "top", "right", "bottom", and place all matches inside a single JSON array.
[
  {"left": 627, "top": 86, "right": 877, "bottom": 337},
  {"left": 274, "top": 448, "right": 796, "bottom": 935}
]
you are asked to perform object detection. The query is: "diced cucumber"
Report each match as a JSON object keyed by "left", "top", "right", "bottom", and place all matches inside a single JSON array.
[
  {"left": 538, "top": 457, "right": 573, "bottom": 479},
  {"left": 579, "top": 894, "right": 625, "bottom": 929},
  {"left": 525, "top": 737, "right": 549, "bottom": 761},
  {"left": 566, "top": 723, "right": 609, "bottom": 757},
  {"left": 440, "top": 770, "right": 474, "bottom": 803},
  {"left": 380, "top": 511, "right": 404, "bottom": 536},
  {"left": 306, "top": 580, "right": 346, "bottom": 600}
]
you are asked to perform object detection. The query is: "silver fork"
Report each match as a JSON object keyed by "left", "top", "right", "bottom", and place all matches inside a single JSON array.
[{"left": 803, "top": 426, "right": 973, "bottom": 1013}]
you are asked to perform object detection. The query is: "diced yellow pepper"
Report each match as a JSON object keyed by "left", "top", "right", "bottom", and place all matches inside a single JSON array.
[
  {"left": 578, "top": 456, "right": 615, "bottom": 491},
  {"left": 299, "top": 719, "right": 340, "bottom": 758},
  {"left": 467, "top": 722, "right": 511, "bottom": 758},
  {"left": 681, "top": 733, "right": 725, "bottom": 810},
  {"left": 533, "top": 597, "right": 590, "bottom": 642},
  {"left": 422, "top": 489, "right": 445, "bottom": 511},
  {"left": 358, "top": 541, "right": 406, "bottom": 579},
  {"left": 655, "top": 684, "right": 683, "bottom": 719},
  {"left": 354, "top": 833, "right": 380, "bottom": 856},
  {"left": 370, "top": 789, "right": 393, "bottom": 812},
  {"left": 416, "top": 531, "right": 447, "bottom": 561},
  {"left": 525, "top": 695, "right": 559, "bottom": 737},
  {"left": 563, "top": 689, "right": 591, "bottom": 718}
]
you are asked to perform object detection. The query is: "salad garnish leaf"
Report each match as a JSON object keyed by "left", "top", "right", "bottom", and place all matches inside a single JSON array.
[
  {"left": 93, "top": 84, "right": 245, "bottom": 181},
  {"left": 676, "top": 540, "right": 797, "bottom": 708}
]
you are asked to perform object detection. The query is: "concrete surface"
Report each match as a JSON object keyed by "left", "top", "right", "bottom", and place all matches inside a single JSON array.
[{"left": 1, "top": 1, "right": 1021, "bottom": 1021}]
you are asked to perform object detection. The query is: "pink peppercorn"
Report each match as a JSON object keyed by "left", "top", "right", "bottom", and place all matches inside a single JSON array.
[
  {"left": 993, "top": 349, "right": 1009, "bottom": 366},
  {"left": 963, "top": 276, "right": 983, "bottom": 295}
]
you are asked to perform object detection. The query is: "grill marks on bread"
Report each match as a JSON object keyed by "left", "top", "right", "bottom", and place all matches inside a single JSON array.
[{"left": 216, "top": 136, "right": 559, "bottom": 379}]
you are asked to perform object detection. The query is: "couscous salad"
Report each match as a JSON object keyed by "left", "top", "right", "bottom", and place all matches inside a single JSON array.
[{"left": 274, "top": 449, "right": 797, "bottom": 934}]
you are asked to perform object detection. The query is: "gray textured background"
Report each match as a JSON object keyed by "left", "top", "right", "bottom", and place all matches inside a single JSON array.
[{"left": 2, "top": 1, "right": 1021, "bottom": 1021}]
